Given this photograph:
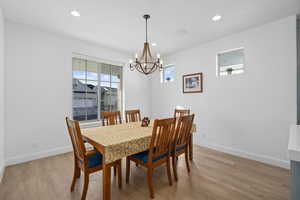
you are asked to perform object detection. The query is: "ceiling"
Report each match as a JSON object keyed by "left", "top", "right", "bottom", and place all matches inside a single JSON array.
[{"left": 0, "top": 0, "right": 299, "bottom": 56}]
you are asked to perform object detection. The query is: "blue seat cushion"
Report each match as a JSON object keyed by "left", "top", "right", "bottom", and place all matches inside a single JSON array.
[
  {"left": 132, "top": 150, "right": 166, "bottom": 163},
  {"left": 87, "top": 152, "right": 103, "bottom": 168},
  {"left": 176, "top": 145, "right": 186, "bottom": 152}
]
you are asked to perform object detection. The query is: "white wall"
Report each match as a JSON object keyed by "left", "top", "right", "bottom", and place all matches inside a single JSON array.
[
  {"left": 3, "top": 15, "right": 297, "bottom": 168},
  {"left": 151, "top": 16, "right": 297, "bottom": 168},
  {"left": 4, "top": 21, "right": 151, "bottom": 165},
  {"left": 0, "top": 8, "right": 5, "bottom": 181}
]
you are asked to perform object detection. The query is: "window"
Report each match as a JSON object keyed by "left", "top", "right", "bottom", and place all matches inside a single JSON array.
[
  {"left": 217, "top": 48, "right": 245, "bottom": 76},
  {"left": 161, "top": 65, "right": 175, "bottom": 82},
  {"left": 72, "top": 57, "right": 122, "bottom": 122}
]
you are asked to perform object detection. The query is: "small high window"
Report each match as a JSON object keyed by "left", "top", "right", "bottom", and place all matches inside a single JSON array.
[
  {"left": 162, "top": 65, "right": 175, "bottom": 82},
  {"left": 217, "top": 48, "right": 245, "bottom": 76}
]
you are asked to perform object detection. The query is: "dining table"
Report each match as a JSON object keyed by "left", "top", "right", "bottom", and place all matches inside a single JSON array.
[{"left": 81, "top": 120, "right": 197, "bottom": 200}]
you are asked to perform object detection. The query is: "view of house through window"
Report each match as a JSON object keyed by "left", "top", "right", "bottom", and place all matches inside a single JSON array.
[
  {"left": 72, "top": 57, "right": 122, "bottom": 121},
  {"left": 162, "top": 65, "right": 175, "bottom": 82},
  {"left": 217, "top": 48, "right": 245, "bottom": 76}
]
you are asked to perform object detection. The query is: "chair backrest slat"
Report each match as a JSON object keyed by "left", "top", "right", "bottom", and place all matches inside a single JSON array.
[
  {"left": 174, "top": 109, "right": 190, "bottom": 118},
  {"left": 174, "top": 114, "right": 195, "bottom": 149},
  {"left": 148, "top": 118, "right": 176, "bottom": 162},
  {"left": 125, "top": 109, "right": 141, "bottom": 123},
  {"left": 66, "top": 117, "right": 86, "bottom": 162},
  {"left": 101, "top": 111, "right": 122, "bottom": 126}
]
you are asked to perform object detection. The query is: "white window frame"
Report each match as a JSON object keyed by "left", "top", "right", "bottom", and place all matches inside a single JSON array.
[
  {"left": 216, "top": 47, "right": 245, "bottom": 77},
  {"left": 71, "top": 53, "right": 125, "bottom": 126}
]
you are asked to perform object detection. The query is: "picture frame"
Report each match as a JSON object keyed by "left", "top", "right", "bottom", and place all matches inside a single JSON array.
[{"left": 182, "top": 73, "right": 203, "bottom": 93}]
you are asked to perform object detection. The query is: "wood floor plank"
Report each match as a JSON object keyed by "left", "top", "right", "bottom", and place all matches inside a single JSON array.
[{"left": 0, "top": 145, "right": 290, "bottom": 200}]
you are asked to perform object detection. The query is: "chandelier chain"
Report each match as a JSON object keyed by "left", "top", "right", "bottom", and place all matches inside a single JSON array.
[{"left": 145, "top": 16, "right": 148, "bottom": 42}]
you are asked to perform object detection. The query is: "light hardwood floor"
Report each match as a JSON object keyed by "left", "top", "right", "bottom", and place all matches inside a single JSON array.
[{"left": 0, "top": 145, "right": 290, "bottom": 200}]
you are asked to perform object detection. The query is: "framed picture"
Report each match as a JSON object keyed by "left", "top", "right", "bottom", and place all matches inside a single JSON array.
[{"left": 182, "top": 73, "right": 203, "bottom": 93}]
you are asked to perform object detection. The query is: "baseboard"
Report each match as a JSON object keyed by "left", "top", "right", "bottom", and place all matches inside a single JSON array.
[
  {"left": 5, "top": 146, "right": 73, "bottom": 166},
  {"left": 4, "top": 141, "right": 290, "bottom": 169},
  {"left": 197, "top": 141, "right": 290, "bottom": 169}
]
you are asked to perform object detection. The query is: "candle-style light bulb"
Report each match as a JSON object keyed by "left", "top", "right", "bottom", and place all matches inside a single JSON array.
[
  {"left": 135, "top": 53, "right": 138, "bottom": 58},
  {"left": 160, "top": 60, "right": 163, "bottom": 65},
  {"left": 129, "top": 59, "right": 133, "bottom": 63},
  {"left": 157, "top": 53, "right": 160, "bottom": 58}
]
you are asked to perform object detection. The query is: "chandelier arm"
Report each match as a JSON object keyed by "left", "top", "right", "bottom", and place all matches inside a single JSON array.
[
  {"left": 155, "top": 62, "right": 162, "bottom": 72},
  {"left": 131, "top": 62, "right": 139, "bottom": 71},
  {"left": 140, "top": 66, "right": 148, "bottom": 74},
  {"left": 134, "top": 62, "right": 140, "bottom": 70},
  {"left": 143, "top": 64, "right": 149, "bottom": 74},
  {"left": 130, "top": 63, "right": 135, "bottom": 70},
  {"left": 142, "top": 62, "right": 153, "bottom": 74},
  {"left": 135, "top": 65, "right": 143, "bottom": 73},
  {"left": 136, "top": 62, "right": 146, "bottom": 74},
  {"left": 157, "top": 58, "right": 163, "bottom": 70},
  {"left": 159, "top": 63, "right": 163, "bottom": 70},
  {"left": 129, "top": 63, "right": 134, "bottom": 71},
  {"left": 136, "top": 66, "right": 144, "bottom": 74},
  {"left": 146, "top": 62, "right": 157, "bottom": 74},
  {"left": 148, "top": 63, "right": 158, "bottom": 74}
]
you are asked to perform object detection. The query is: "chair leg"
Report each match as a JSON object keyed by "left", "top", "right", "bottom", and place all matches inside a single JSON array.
[
  {"left": 189, "top": 135, "right": 193, "bottom": 161},
  {"left": 81, "top": 173, "right": 89, "bottom": 200},
  {"left": 77, "top": 169, "right": 81, "bottom": 178},
  {"left": 113, "top": 166, "right": 117, "bottom": 176},
  {"left": 147, "top": 168, "right": 154, "bottom": 198},
  {"left": 166, "top": 157, "right": 172, "bottom": 186},
  {"left": 172, "top": 155, "right": 178, "bottom": 182},
  {"left": 126, "top": 157, "right": 130, "bottom": 184},
  {"left": 185, "top": 149, "right": 190, "bottom": 173},
  {"left": 117, "top": 160, "right": 122, "bottom": 189},
  {"left": 71, "top": 163, "right": 80, "bottom": 191}
]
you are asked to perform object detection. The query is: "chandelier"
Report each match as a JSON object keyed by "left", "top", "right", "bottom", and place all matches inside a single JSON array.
[{"left": 129, "top": 14, "right": 163, "bottom": 75}]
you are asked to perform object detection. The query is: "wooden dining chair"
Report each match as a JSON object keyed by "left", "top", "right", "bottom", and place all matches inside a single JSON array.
[
  {"left": 125, "top": 109, "right": 141, "bottom": 167},
  {"left": 65, "top": 117, "right": 122, "bottom": 200},
  {"left": 171, "top": 114, "right": 195, "bottom": 181},
  {"left": 174, "top": 108, "right": 190, "bottom": 118},
  {"left": 125, "top": 109, "right": 141, "bottom": 123},
  {"left": 101, "top": 111, "right": 122, "bottom": 126},
  {"left": 101, "top": 111, "right": 122, "bottom": 175},
  {"left": 174, "top": 108, "right": 194, "bottom": 161},
  {"left": 126, "top": 118, "right": 176, "bottom": 198}
]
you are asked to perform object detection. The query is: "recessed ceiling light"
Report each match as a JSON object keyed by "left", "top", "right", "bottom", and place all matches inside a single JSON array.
[
  {"left": 70, "top": 10, "right": 80, "bottom": 17},
  {"left": 152, "top": 43, "right": 157, "bottom": 46},
  {"left": 212, "top": 15, "right": 222, "bottom": 22}
]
